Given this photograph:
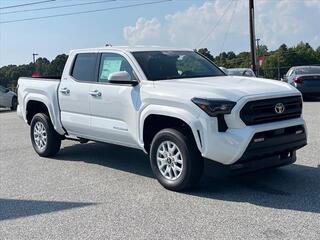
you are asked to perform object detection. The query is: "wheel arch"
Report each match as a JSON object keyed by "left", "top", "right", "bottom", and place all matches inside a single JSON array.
[
  {"left": 24, "top": 94, "right": 65, "bottom": 135},
  {"left": 140, "top": 105, "right": 203, "bottom": 153}
]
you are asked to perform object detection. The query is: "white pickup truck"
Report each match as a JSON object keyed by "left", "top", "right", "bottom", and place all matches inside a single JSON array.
[{"left": 17, "top": 46, "right": 307, "bottom": 191}]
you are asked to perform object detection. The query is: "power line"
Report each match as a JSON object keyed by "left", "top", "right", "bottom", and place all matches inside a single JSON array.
[
  {"left": 0, "top": 0, "right": 172, "bottom": 24},
  {"left": 195, "top": 0, "right": 234, "bottom": 49},
  {"left": 1, "top": 0, "right": 116, "bottom": 15},
  {"left": 218, "top": 0, "right": 238, "bottom": 58},
  {"left": 0, "top": 0, "right": 56, "bottom": 10}
]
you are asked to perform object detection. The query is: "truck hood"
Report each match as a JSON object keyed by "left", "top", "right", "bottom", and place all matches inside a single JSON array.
[{"left": 153, "top": 76, "right": 299, "bottom": 101}]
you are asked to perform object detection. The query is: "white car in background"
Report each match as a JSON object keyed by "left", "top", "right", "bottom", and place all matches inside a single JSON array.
[
  {"left": 219, "top": 67, "right": 228, "bottom": 74},
  {"left": 0, "top": 85, "right": 17, "bottom": 110},
  {"left": 228, "top": 68, "right": 256, "bottom": 77}
]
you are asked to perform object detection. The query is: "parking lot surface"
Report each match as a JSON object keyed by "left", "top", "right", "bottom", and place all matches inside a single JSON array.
[{"left": 0, "top": 102, "right": 319, "bottom": 240}]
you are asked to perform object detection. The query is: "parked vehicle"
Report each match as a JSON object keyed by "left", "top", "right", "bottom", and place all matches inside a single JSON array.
[
  {"left": 283, "top": 66, "right": 320, "bottom": 98},
  {"left": 0, "top": 85, "right": 17, "bottom": 110},
  {"left": 228, "top": 68, "right": 256, "bottom": 77},
  {"left": 219, "top": 67, "right": 228, "bottom": 74},
  {"left": 17, "top": 47, "right": 307, "bottom": 191}
]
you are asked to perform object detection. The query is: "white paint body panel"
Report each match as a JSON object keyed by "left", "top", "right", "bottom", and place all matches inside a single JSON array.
[{"left": 17, "top": 46, "right": 306, "bottom": 165}]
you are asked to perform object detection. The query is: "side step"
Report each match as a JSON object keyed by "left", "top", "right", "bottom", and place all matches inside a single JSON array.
[{"left": 63, "top": 135, "right": 89, "bottom": 144}]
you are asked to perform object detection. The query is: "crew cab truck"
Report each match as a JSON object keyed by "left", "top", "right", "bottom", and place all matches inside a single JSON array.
[{"left": 17, "top": 47, "right": 307, "bottom": 191}]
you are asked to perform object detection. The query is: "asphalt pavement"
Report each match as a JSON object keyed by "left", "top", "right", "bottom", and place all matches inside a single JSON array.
[{"left": 0, "top": 102, "right": 319, "bottom": 240}]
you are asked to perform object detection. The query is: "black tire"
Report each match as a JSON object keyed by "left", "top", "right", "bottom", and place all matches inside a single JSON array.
[
  {"left": 30, "top": 113, "right": 61, "bottom": 157},
  {"left": 150, "top": 128, "right": 203, "bottom": 191},
  {"left": 10, "top": 97, "right": 17, "bottom": 111}
]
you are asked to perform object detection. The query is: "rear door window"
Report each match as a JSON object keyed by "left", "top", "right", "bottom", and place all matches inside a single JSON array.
[{"left": 71, "top": 53, "right": 98, "bottom": 82}]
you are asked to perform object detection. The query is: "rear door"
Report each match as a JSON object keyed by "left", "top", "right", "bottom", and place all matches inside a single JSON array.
[{"left": 58, "top": 52, "right": 98, "bottom": 137}]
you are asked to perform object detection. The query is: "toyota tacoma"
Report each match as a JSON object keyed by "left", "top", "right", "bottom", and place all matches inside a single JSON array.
[{"left": 17, "top": 47, "right": 307, "bottom": 191}]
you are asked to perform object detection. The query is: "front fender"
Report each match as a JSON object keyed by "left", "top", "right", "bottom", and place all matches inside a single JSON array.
[{"left": 139, "top": 105, "right": 203, "bottom": 152}]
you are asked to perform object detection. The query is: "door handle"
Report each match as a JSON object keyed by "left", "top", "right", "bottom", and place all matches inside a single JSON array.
[
  {"left": 89, "top": 90, "right": 102, "bottom": 97},
  {"left": 60, "top": 87, "right": 70, "bottom": 94}
]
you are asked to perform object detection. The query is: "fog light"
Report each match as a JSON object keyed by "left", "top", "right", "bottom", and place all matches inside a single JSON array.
[{"left": 296, "top": 130, "right": 303, "bottom": 134}]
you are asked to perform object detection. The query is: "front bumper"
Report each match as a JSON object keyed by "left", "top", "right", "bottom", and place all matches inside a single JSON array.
[
  {"left": 201, "top": 117, "right": 307, "bottom": 165},
  {"left": 229, "top": 124, "right": 306, "bottom": 172},
  {"left": 204, "top": 124, "right": 306, "bottom": 174},
  {"left": 205, "top": 151, "right": 297, "bottom": 175}
]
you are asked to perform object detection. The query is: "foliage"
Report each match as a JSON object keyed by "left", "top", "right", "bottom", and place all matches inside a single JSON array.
[
  {"left": 197, "top": 42, "right": 320, "bottom": 79},
  {"left": 0, "top": 54, "right": 68, "bottom": 90},
  {"left": 1, "top": 42, "right": 320, "bottom": 90}
]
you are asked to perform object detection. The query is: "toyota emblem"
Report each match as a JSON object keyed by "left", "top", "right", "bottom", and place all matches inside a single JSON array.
[{"left": 275, "top": 103, "right": 285, "bottom": 114}]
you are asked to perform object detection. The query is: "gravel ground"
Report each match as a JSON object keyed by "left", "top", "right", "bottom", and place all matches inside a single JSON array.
[{"left": 0, "top": 102, "right": 319, "bottom": 240}]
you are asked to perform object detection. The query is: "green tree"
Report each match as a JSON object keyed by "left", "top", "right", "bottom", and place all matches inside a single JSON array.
[
  {"left": 46, "top": 54, "right": 68, "bottom": 76},
  {"left": 35, "top": 57, "right": 50, "bottom": 74},
  {"left": 0, "top": 54, "right": 68, "bottom": 89},
  {"left": 197, "top": 48, "right": 214, "bottom": 61}
]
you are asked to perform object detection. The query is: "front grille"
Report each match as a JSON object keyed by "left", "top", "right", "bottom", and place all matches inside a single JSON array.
[{"left": 240, "top": 96, "right": 302, "bottom": 125}]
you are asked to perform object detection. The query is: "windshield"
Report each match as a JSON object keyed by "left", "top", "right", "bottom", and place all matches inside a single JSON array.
[
  {"left": 295, "top": 67, "right": 320, "bottom": 75},
  {"left": 132, "top": 51, "right": 225, "bottom": 80}
]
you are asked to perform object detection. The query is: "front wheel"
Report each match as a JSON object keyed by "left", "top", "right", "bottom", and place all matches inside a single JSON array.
[
  {"left": 150, "top": 128, "right": 203, "bottom": 191},
  {"left": 30, "top": 113, "right": 61, "bottom": 157}
]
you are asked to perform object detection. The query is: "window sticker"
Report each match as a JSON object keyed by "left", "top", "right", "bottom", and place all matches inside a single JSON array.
[{"left": 100, "top": 57, "right": 123, "bottom": 81}]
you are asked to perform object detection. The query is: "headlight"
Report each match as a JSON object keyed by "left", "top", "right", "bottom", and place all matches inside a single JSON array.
[{"left": 191, "top": 98, "right": 236, "bottom": 117}]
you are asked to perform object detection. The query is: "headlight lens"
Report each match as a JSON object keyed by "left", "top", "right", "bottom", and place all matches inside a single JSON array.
[{"left": 191, "top": 98, "right": 236, "bottom": 117}]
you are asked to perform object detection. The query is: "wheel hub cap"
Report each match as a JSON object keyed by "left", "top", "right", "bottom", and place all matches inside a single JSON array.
[
  {"left": 156, "top": 141, "right": 183, "bottom": 181},
  {"left": 33, "top": 122, "right": 47, "bottom": 150}
]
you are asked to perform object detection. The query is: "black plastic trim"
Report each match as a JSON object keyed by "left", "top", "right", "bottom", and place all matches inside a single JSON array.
[
  {"left": 240, "top": 96, "right": 302, "bottom": 125},
  {"left": 217, "top": 115, "right": 228, "bottom": 132},
  {"left": 237, "top": 125, "right": 307, "bottom": 164}
]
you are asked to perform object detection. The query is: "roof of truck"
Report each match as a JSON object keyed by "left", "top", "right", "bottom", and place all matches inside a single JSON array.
[{"left": 70, "top": 46, "right": 192, "bottom": 53}]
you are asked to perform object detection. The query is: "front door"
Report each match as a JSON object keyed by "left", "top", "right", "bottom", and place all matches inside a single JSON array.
[{"left": 89, "top": 52, "right": 140, "bottom": 147}]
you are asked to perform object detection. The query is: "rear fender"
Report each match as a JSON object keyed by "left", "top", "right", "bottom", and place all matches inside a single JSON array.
[{"left": 24, "top": 94, "right": 65, "bottom": 135}]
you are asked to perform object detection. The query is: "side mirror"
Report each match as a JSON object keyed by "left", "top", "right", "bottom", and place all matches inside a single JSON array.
[{"left": 108, "top": 71, "right": 138, "bottom": 86}]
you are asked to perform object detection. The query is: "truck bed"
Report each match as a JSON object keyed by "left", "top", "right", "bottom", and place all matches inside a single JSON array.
[
  {"left": 30, "top": 76, "right": 61, "bottom": 80},
  {"left": 17, "top": 77, "right": 65, "bottom": 135}
]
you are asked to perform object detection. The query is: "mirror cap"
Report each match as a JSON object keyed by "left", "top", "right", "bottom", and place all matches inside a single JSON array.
[
  {"left": 108, "top": 71, "right": 131, "bottom": 82},
  {"left": 108, "top": 71, "right": 139, "bottom": 86}
]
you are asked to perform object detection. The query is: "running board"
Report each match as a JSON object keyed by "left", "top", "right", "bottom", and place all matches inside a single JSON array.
[{"left": 63, "top": 135, "right": 89, "bottom": 144}]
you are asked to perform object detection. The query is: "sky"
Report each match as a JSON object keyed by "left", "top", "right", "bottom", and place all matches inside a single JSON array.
[{"left": 0, "top": 0, "right": 319, "bottom": 66}]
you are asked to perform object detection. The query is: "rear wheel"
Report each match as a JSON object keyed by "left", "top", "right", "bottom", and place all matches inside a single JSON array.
[
  {"left": 10, "top": 97, "right": 17, "bottom": 111},
  {"left": 30, "top": 113, "right": 61, "bottom": 157},
  {"left": 150, "top": 128, "right": 203, "bottom": 191}
]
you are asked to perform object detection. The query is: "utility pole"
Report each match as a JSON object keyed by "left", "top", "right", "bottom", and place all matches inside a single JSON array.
[
  {"left": 32, "top": 53, "right": 38, "bottom": 64},
  {"left": 256, "top": 38, "right": 260, "bottom": 76},
  {"left": 277, "top": 54, "right": 280, "bottom": 80},
  {"left": 249, "top": 0, "right": 257, "bottom": 74}
]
